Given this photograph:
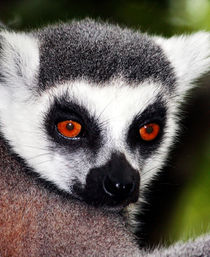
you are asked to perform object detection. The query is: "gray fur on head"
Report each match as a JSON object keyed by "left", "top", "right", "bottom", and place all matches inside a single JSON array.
[
  {"left": 0, "top": 136, "right": 210, "bottom": 256},
  {"left": 36, "top": 18, "right": 176, "bottom": 90}
]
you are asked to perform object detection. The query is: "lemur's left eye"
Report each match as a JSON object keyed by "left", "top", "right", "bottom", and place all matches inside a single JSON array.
[
  {"left": 139, "top": 123, "right": 160, "bottom": 141},
  {"left": 57, "top": 120, "right": 82, "bottom": 138}
]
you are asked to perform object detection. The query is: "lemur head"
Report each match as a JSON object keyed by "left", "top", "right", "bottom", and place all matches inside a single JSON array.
[{"left": 0, "top": 19, "right": 209, "bottom": 209}]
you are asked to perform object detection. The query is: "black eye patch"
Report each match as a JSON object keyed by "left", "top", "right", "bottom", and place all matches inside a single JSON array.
[
  {"left": 127, "top": 100, "right": 167, "bottom": 157},
  {"left": 44, "top": 96, "right": 102, "bottom": 153}
]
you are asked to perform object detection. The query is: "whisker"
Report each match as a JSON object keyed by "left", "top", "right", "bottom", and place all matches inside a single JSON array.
[
  {"left": 21, "top": 144, "right": 49, "bottom": 151},
  {"left": 36, "top": 159, "right": 53, "bottom": 166},
  {"left": 140, "top": 167, "right": 158, "bottom": 183},
  {"left": 27, "top": 153, "right": 52, "bottom": 161},
  {"left": 95, "top": 97, "right": 115, "bottom": 122}
]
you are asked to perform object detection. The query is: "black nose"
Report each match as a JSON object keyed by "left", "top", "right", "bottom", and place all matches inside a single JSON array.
[
  {"left": 72, "top": 152, "right": 140, "bottom": 208},
  {"left": 101, "top": 152, "right": 140, "bottom": 203},
  {"left": 103, "top": 174, "right": 135, "bottom": 200}
]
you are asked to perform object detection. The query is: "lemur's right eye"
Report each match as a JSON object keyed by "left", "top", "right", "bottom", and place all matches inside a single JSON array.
[{"left": 57, "top": 120, "right": 82, "bottom": 138}]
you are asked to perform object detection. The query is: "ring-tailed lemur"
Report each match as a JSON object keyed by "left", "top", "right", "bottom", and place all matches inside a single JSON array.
[{"left": 0, "top": 19, "right": 209, "bottom": 219}]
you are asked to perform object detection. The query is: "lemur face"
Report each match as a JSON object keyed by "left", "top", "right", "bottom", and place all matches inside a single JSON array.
[
  {"left": 0, "top": 19, "right": 209, "bottom": 208},
  {"left": 42, "top": 80, "right": 172, "bottom": 208}
]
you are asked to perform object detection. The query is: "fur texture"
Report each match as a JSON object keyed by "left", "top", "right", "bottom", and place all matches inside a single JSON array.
[
  {"left": 37, "top": 19, "right": 175, "bottom": 89},
  {"left": 0, "top": 138, "right": 140, "bottom": 256},
  {"left": 0, "top": 137, "right": 209, "bottom": 256}
]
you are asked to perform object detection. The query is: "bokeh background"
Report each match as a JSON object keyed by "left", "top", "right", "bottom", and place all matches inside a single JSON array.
[{"left": 0, "top": 0, "right": 210, "bottom": 248}]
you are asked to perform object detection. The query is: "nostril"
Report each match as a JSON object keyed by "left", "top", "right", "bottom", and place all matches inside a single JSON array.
[{"left": 103, "top": 175, "right": 135, "bottom": 199}]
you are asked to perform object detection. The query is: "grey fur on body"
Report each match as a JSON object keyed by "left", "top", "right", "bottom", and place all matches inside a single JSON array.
[
  {"left": 0, "top": 137, "right": 140, "bottom": 257},
  {"left": 0, "top": 137, "right": 209, "bottom": 257}
]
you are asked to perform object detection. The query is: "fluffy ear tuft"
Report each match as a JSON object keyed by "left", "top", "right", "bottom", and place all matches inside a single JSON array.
[
  {"left": 0, "top": 31, "right": 39, "bottom": 90},
  {"left": 155, "top": 32, "right": 210, "bottom": 95}
]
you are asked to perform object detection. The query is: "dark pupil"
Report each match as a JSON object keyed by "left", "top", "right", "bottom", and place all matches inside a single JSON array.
[
  {"left": 146, "top": 126, "right": 153, "bottom": 134},
  {"left": 66, "top": 122, "right": 74, "bottom": 131}
]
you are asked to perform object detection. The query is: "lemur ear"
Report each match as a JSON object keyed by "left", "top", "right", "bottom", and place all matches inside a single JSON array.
[
  {"left": 0, "top": 31, "right": 39, "bottom": 90},
  {"left": 155, "top": 32, "right": 210, "bottom": 96}
]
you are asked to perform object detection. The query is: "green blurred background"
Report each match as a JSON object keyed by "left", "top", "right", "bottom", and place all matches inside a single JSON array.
[{"left": 0, "top": 0, "right": 209, "bottom": 248}]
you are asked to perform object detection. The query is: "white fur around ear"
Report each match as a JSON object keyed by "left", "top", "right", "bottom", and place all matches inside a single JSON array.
[
  {"left": 0, "top": 31, "right": 39, "bottom": 91},
  {"left": 155, "top": 32, "right": 210, "bottom": 95}
]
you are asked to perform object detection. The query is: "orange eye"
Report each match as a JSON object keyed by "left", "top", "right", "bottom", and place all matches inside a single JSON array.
[
  {"left": 139, "top": 123, "right": 160, "bottom": 141},
  {"left": 57, "top": 120, "right": 82, "bottom": 138}
]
